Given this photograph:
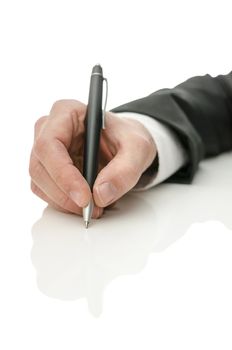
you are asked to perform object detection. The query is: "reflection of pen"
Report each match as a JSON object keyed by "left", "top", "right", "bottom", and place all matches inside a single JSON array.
[{"left": 82, "top": 64, "right": 108, "bottom": 228}]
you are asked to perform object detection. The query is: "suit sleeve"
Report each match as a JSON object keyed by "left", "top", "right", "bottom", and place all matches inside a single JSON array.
[{"left": 110, "top": 72, "right": 232, "bottom": 184}]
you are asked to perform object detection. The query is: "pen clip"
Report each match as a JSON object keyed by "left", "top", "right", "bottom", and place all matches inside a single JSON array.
[{"left": 102, "top": 77, "right": 108, "bottom": 129}]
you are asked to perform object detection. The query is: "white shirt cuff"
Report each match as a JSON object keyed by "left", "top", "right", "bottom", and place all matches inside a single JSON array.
[{"left": 114, "top": 112, "right": 188, "bottom": 191}]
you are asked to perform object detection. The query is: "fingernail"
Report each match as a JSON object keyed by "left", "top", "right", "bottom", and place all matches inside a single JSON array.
[
  {"left": 96, "top": 182, "right": 118, "bottom": 205},
  {"left": 69, "top": 191, "right": 83, "bottom": 207}
]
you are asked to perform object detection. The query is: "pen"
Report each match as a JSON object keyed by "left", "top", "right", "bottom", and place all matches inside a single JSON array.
[{"left": 82, "top": 64, "right": 108, "bottom": 228}]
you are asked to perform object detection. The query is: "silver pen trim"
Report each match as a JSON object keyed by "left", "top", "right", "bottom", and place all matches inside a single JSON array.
[
  {"left": 83, "top": 197, "right": 94, "bottom": 228},
  {"left": 102, "top": 77, "right": 108, "bottom": 129},
  {"left": 91, "top": 72, "right": 103, "bottom": 77},
  {"left": 90, "top": 73, "right": 107, "bottom": 129}
]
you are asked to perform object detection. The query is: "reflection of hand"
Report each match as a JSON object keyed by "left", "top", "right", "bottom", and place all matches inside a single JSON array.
[{"left": 29, "top": 100, "right": 157, "bottom": 218}]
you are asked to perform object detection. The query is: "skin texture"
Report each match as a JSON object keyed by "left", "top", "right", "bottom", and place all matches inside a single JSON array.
[{"left": 29, "top": 100, "right": 157, "bottom": 219}]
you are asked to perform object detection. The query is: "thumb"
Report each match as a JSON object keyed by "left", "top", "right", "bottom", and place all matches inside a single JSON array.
[{"left": 93, "top": 141, "right": 154, "bottom": 207}]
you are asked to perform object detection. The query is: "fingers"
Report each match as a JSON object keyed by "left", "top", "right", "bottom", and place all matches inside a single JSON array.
[
  {"left": 31, "top": 102, "right": 156, "bottom": 217},
  {"left": 30, "top": 150, "right": 82, "bottom": 213},
  {"left": 34, "top": 116, "right": 48, "bottom": 138},
  {"left": 31, "top": 180, "right": 103, "bottom": 219},
  {"left": 30, "top": 151, "right": 104, "bottom": 218},
  {"left": 33, "top": 100, "right": 91, "bottom": 208},
  {"left": 34, "top": 137, "right": 90, "bottom": 207},
  {"left": 30, "top": 181, "right": 71, "bottom": 213},
  {"left": 93, "top": 135, "right": 156, "bottom": 207}
]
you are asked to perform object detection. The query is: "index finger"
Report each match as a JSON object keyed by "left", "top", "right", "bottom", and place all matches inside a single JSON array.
[{"left": 33, "top": 100, "right": 91, "bottom": 208}]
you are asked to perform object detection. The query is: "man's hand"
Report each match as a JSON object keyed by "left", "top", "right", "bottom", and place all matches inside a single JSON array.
[{"left": 29, "top": 100, "right": 157, "bottom": 218}]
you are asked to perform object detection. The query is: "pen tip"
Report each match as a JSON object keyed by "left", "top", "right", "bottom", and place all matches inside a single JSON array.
[{"left": 85, "top": 221, "right": 89, "bottom": 229}]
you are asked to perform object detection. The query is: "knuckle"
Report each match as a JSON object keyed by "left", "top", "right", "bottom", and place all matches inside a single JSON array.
[
  {"left": 33, "top": 136, "right": 47, "bottom": 157},
  {"left": 51, "top": 99, "right": 86, "bottom": 117},
  {"left": 34, "top": 116, "right": 47, "bottom": 134},
  {"left": 52, "top": 99, "right": 69, "bottom": 109},
  {"left": 51, "top": 99, "right": 78, "bottom": 112},
  {"left": 51, "top": 100, "right": 78, "bottom": 122}
]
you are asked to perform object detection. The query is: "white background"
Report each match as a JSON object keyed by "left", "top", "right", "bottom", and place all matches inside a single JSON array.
[{"left": 0, "top": 0, "right": 232, "bottom": 349}]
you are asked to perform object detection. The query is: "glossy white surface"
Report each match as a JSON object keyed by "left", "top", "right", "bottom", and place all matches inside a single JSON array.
[
  {"left": 1, "top": 152, "right": 232, "bottom": 349},
  {"left": 1, "top": 1, "right": 232, "bottom": 348}
]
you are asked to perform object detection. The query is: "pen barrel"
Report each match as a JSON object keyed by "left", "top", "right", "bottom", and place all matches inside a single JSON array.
[{"left": 83, "top": 67, "right": 103, "bottom": 190}]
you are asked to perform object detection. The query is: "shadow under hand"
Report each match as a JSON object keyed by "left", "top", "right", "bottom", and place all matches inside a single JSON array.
[{"left": 31, "top": 151, "right": 232, "bottom": 317}]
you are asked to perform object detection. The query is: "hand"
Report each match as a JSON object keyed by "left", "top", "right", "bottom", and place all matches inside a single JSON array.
[{"left": 29, "top": 100, "right": 157, "bottom": 218}]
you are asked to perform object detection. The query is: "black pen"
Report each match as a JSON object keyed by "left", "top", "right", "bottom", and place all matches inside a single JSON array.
[{"left": 82, "top": 64, "right": 108, "bottom": 228}]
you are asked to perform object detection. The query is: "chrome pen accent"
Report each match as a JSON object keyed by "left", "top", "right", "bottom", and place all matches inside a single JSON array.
[
  {"left": 102, "top": 77, "right": 108, "bottom": 129},
  {"left": 83, "top": 198, "right": 94, "bottom": 228}
]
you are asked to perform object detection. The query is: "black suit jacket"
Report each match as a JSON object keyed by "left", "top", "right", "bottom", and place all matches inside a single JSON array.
[{"left": 111, "top": 72, "right": 232, "bottom": 184}]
